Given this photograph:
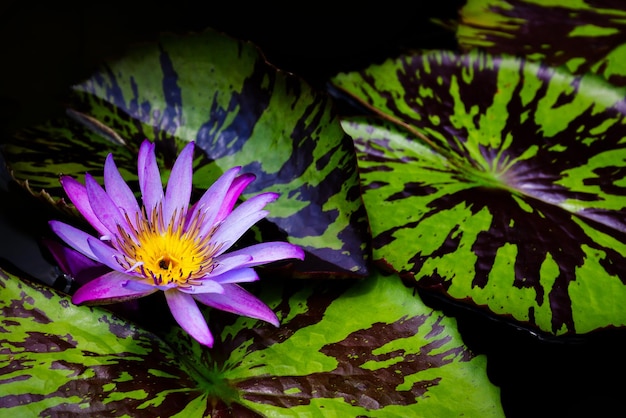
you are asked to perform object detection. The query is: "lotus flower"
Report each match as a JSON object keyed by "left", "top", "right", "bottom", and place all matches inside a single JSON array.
[{"left": 49, "top": 140, "right": 304, "bottom": 347}]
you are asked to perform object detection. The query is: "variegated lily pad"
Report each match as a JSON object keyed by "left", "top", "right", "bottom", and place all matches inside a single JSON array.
[
  {"left": 2, "top": 28, "right": 369, "bottom": 278},
  {"left": 0, "top": 267, "right": 504, "bottom": 417},
  {"left": 457, "top": 0, "right": 626, "bottom": 86},
  {"left": 331, "top": 50, "right": 626, "bottom": 336}
]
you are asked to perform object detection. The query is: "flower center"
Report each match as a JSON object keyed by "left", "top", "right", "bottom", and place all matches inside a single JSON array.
[{"left": 114, "top": 207, "right": 218, "bottom": 287}]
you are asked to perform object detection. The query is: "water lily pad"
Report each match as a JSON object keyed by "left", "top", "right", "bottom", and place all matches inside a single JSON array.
[
  {"left": 457, "top": 0, "right": 626, "bottom": 86},
  {"left": 331, "top": 49, "right": 626, "bottom": 336},
  {"left": 0, "top": 267, "right": 504, "bottom": 417},
  {"left": 2, "top": 28, "right": 370, "bottom": 278}
]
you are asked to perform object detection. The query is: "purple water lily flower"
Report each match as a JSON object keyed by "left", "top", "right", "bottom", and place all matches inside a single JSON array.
[{"left": 49, "top": 139, "right": 304, "bottom": 347}]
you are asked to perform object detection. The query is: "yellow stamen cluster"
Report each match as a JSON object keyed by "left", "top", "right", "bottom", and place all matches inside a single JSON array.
[{"left": 114, "top": 206, "right": 219, "bottom": 287}]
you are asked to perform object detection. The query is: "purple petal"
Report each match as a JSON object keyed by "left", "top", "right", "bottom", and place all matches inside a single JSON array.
[
  {"left": 85, "top": 174, "right": 134, "bottom": 240},
  {"left": 104, "top": 154, "right": 141, "bottom": 227},
  {"left": 177, "top": 280, "right": 224, "bottom": 294},
  {"left": 123, "top": 279, "right": 163, "bottom": 292},
  {"left": 193, "top": 283, "right": 279, "bottom": 327},
  {"left": 217, "top": 242, "right": 305, "bottom": 269},
  {"left": 210, "top": 193, "right": 279, "bottom": 255},
  {"left": 210, "top": 253, "right": 252, "bottom": 277},
  {"left": 72, "top": 271, "right": 157, "bottom": 305},
  {"left": 165, "top": 290, "right": 214, "bottom": 347},
  {"left": 60, "top": 176, "right": 108, "bottom": 236},
  {"left": 213, "top": 173, "right": 255, "bottom": 224},
  {"left": 164, "top": 142, "right": 194, "bottom": 227},
  {"left": 208, "top": 267, "right": 259, "bottom": 284},
  {"left": 189, "top": 166, "right": 241, "bottom": 235},
  {"left": 213, "top": 210, "right": 269, "bottom": 255},
  {"left": 137, "top": 140, "right": 164, "bottom": 216},
  {"left": 49, "top": 220, "right": 100, "bottom": 260},
  {"left": 42, "top": 238, "right": 110, "bottom": 286},
  {"left": 87, "top": 237, "right": 127, "bottom": 273}
]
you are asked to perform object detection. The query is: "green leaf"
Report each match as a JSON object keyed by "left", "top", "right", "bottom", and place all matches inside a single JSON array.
[
  {"left": 457, "top": 0, "right": 626, "bottom": 86},
  {"left": 332, "top": 49, "right": 626, "bottom": 336},
  {"left": 3, "top": 28, "right": 370, "bottom": 278},
  {"left": 0, "top": 268, "right": 504, "bottom": 416},
  {"left": 0, "top": 270, "right": 201, "bottom": 416}
]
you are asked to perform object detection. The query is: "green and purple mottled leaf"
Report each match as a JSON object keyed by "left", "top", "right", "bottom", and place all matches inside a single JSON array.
[
  {"left": 2, "top": 28, "right": 369, "bottom": 278},
  {"left": 0, "top": 268, "right": 504, "bottom": 417},
  {"left": 331, "top": 50, "right": 626, "bottom": 336},
  {"left": 0, "top": 270, "right": 201, "bottom": 416},
  {"left": 457, "top": 0, "right": 626, "bottom": 86}
]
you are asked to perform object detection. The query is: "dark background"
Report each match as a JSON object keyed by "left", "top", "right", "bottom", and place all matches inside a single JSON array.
[{"left": 2, "top": 2, "right": 626, "bottom": 416}]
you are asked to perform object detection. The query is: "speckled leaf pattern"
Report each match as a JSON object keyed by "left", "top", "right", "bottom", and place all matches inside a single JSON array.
[
  {"left": 2, "top": 29, "right": 369, "bottom": 278},
  {"left": 4, "top": 118, "right": 138, "bottom": 212},
  {"left": 332, "top": 50, "right": 626, "bottom": 336},
  {"left": 457, "top": 0, "right": 626, "bottom": 86},
  {"left": 0, "top": 270, "right": 201, "bottom": 416},
  {"left": 0, "top": 268, "right": 504, "bottom": 417}
]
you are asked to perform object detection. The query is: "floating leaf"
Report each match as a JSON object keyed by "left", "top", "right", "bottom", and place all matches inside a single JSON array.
[
  {"left": 457, "top": 0, "right": 626, "bottom": 86},
  {"left": 0, "top": 267, "right": 503, "bottom": 416},
  {"left": 331, "top": 49, "right": 626, "bottom": 336},
  {"left": 0, "top": 270, "right": 200, "bottom": 415},
  {"left": 2, "top": 28, "right": 370, "bottom": 278}
]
